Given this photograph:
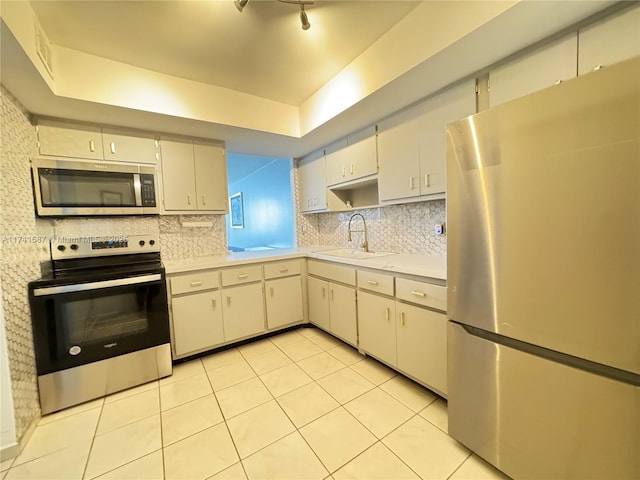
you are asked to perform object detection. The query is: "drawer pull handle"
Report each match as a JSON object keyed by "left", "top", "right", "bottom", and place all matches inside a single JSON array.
[
  {"left": 279, "top": 268, "right": 289, "bottom": 273},
  {"left": 385, "top": 307, "right": 390, "bottom": 321},
  {"left": 212, "top": 298, "right": 216, "bottom": 309},
  {"left": 367, "top": 280, "right": 379, "bottom": 286},
  {"left": 322, "top": 287, "right": 326, "bottom": 298},
  {"left": 409, "top": 177, "right": 414, "bottom": 189},
  {"left": 330, "top": 289, "right": 334, "bottom": 301},
  {"left": 187, "top": 194, "right": 192, "bottom": 205},
  {"left": 424, "top": 173, "right": 430, "bottom": 187},
  {"left": 270, "top": 287, "right": 274, "bottom": 297},
  {"left": 237, "top": 273, "right": 249, "bottom": 279},
  {"left": 227, "top": 295, "right": 231, "bottom": 306},
  {"left": 110, "top": 141, "right": 116, "bottom": 154},
  {"left": 190, "top": 281, "right": 203, "bottom": 287},
  {"left": 411, "top": 290, "right": 426, "bottom": 297},
  {"left": 201, "top": 194, "right": 206, "bottom": 205},
  {"left": 401, "top": 312, "right": 406, "bottom": 326},
  {"left": 89, "top": 140, "right": 95, "bottom": 152}
]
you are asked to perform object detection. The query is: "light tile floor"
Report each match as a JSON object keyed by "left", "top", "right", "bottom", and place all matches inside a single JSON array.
[{"left": 2, "top": 327, "right": 511, "bottom": 480}]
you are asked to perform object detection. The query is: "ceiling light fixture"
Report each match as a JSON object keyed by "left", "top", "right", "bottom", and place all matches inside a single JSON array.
[
  {"left": 234, "top": 0, "right": 314, "bottom": 31},
  {"left": 234, "top": 0, "right": 249, "bottom": 13}
]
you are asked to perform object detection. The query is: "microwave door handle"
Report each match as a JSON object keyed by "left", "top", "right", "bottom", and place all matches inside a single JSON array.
[
  {"left": 133, "top": 173, "right": 142, "bottom": 206},
  {"left": 32, "top": 274, "right": 162, "bottom": 296}
]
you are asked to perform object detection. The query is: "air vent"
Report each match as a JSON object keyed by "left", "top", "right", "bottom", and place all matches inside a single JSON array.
[{"left": 34, "top": 21, "right": 54, "bottom": 78}]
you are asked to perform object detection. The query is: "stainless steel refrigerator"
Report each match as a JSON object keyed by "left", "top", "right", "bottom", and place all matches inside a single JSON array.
[{"left": 446, "top": 56, "right": 639, "bottom": 480}]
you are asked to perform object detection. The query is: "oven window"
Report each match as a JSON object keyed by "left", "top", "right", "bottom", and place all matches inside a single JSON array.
[
  {"left": 56, "top": 289, "right": 149, "bottom": 349},
  {"left": 39, "top": 168, "right": 136, "bottom": 207}
]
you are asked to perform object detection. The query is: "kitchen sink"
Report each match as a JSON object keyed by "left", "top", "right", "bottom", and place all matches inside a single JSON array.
[{"left": 318, "top": 248, "right": 395, "bottom": 259}]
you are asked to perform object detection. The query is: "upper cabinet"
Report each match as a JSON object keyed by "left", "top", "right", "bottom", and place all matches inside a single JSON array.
[
  {"left": 159, "top": 139, "right": 228, "bottom": 214},
  {"left": 298, "top": 153, "right": 328, "bottom": 213},
  {"left": 578, "top": 4, "right": 640, "bottom": 75},
  {"left": 377, "top": 80, "right": 476, "bottom": 203},
  {"left": 37, "top": 120, "right": 158, "bottom": 164},
  {"left": 488, "top": 34, "right": 578, "bottom": 108},
  {"left": 325, "top": 135, "right": 377, "bottom": 187}
]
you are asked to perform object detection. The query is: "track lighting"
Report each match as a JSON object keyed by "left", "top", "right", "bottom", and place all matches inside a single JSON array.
[
  {"left": 234, "top": 0, "right": 314, "bottom": 31},
  {"left": 299, "top": 5, "right": 310, "bottom": 30},
  {"left": 234, "top": 0, "right": 248, "bottom": 13}
]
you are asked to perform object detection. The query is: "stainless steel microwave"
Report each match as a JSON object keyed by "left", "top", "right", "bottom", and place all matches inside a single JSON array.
[{"left": 31, "top": 157, "right": 159, "bottom": 216}]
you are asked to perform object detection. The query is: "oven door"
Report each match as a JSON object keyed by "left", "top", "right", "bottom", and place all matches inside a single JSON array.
[{"left": 29, "top": 273, "right": 170, "bottom": 375}]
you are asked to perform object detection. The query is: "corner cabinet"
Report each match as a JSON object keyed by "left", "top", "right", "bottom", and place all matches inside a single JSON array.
[
  {"left": 159, "top": 138, "right": 228, "bottom": 214},
  {"left": 298, "top": 154, "right": 328, "bottom": 213},
  {"left": 377, "top": 80, "right": 476, "bottom": 203}
]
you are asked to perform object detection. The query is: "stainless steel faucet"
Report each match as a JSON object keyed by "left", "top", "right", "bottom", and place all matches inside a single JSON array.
[{"left": 347, "top": 213, "right": 368, "bottom": 252}]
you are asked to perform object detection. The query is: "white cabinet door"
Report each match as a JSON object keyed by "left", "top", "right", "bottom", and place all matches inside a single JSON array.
[
  {"left": 489, "top": 34, "right": 577, "bottom": 107},
  {"left": 329, "top": 282, "right": 357, "bottom": 346},
  {"left": 102, "top": 129, "right": 158, "bottom": 164},
  {"left": 37, "top": 122, "right": 104, "bottom": 160},
  {"left": 222, "top": 283, "right": 265, "bottom": 342},
  {"left": 160, "top": 140, "right": 197, "bottom": 211},
  {"left": 578, "top": 5, "right": 640, "bottom": 75},
  {"left": 396, "top": 303, "right": 447, "bottom": 395},
  {"left": 325, "top": 136, "right": 377, "bottom": 187},
  {"left": 299, "top": 155, "right": 327, "bottom": 212},
  {"left": 308, "top": 276, "right": 330, "bottom": 331},
  {"left": 377, "top": 113, "right": 421, "bottom": 202},
  {"left": 357, "top": 291, "right": 397, "bottom": 366},
  {"left": 194, "top": 142, "right": 228, "bottom": 212},
  {"left": 172, "top": 290, "right": 224, "bottom": 356},
  {"left": 418, "top": 80, "right": 476, "bottom": 196},
  {"left": 266, "top": 276, "right": 304, "bottom": 329}
]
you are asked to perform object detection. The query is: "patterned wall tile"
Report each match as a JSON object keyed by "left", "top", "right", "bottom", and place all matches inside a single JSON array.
[{"left": 0, "top": 87, "right": 42, "bottom": 442}]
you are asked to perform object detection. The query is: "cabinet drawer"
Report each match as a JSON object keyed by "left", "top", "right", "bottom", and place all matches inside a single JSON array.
[
  {"left": 396, "top": 278, "right": 446, "bottom": 311},
  {"left": 221, "top": 264, "right": 262, "bottom": 286},
  {"left": 264, "top": 259, "right": 302, "bottom": 279},
  {"left": 308, "top": 260, "right": 356, "bottom": 286},
  {"left": 357, "top": 270, "right": 394, "bottom": 296},
  {"left": 171, "top": 270, "right": 220, "bottom": 295}
]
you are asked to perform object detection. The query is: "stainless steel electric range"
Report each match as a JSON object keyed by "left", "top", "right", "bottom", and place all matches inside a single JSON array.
[{"left": 28, "top": 234, "right": 172, "bottom": 414}]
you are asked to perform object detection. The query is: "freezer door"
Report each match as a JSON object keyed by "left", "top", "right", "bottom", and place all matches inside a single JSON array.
[
  {"left": 446, "top": 57, "right": 640, "bottom": 374},
  {"left": 448, "top": 322, "right": 639, "bottom": 480}
]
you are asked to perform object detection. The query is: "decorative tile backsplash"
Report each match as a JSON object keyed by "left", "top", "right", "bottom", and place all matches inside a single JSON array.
[{"left": 0, "top": 87, "right": 42, "bottom": 442}]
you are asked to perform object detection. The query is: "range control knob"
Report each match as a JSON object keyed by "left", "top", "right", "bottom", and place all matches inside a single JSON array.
[
  {"left": 57, "top": 245, "right": 66, "bottom": 252},
  {"left": 70, "top": 244, "right": 79, "bottom": 251},
  {"left": 149, "top": 240, "right": 155, "bottom": 246},
  {"left": 139, "top": 240, "right": 146, "bottom": 247}
]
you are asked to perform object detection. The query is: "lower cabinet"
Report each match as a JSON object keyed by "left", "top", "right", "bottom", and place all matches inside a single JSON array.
[
  {"left": 265, "top": 276, "right": 304, "bottom": 329},
  {"left": 222, "top": 282, "right": 265, "bottom": 342},
  {"left": 308, "top": 276, "right": 331, "bottom": 331},
  {"left": 307, "top": 260, "right": 357, "bottom": 346},
  {"left": 396, "top": 302, "right": 447, "bottom": 395},
  {"left": 172, "top": 290, "right": 223, "bottom": 357},
  {"left": 357, "top": 291, "right": 397, "bottom": 366},
  {"left": 357, "top": 272, "right": 448, "bottom": 397}
]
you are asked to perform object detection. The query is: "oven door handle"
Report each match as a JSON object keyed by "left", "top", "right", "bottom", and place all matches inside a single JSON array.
[{"left": 32, "top": 274, "right": 163, "bottom": 296}]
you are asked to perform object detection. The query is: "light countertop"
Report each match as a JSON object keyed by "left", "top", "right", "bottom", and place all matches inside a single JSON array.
[{"left": 163, "top": 247, "right": 446, "bottom": 281}]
